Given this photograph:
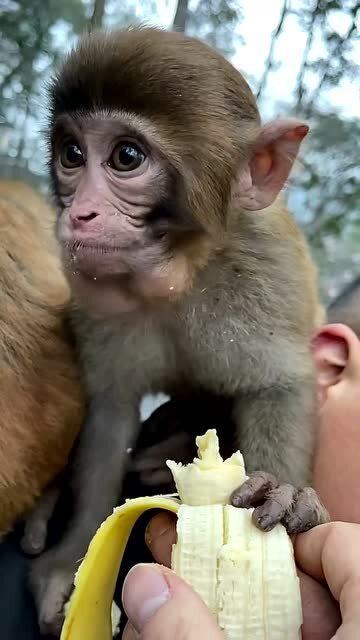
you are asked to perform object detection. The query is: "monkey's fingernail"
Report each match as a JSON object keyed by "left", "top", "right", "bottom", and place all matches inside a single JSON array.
[
  {"left": 230, "top": 492, "right": 246, "bottom": 507},
  {"left": 253, "top": 513, "right": 276, "bottom": 532},
  {"left": 285, "top": 516, "right": 302, "bottom": 534},
  {"left": 231, "top": 485, "right": 256, "bottom": 507}
]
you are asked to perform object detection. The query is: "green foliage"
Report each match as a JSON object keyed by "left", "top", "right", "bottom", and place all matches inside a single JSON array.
[
  {"left": 0, "top": 0, "right": 88, "bottom": 185},
  {"left": 289, "top": 111, "right": 360, "bottom": 301},
  {"left": 187, "top": 0, "right": 243, "bottom": 57}
]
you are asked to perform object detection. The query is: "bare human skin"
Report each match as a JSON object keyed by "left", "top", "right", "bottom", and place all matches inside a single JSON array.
[
  {"left": 312, "top": 323, "right": 360, "bottom": 523},
  {"left": 30, "top": 27, "right": 328, "bottom": 635}
]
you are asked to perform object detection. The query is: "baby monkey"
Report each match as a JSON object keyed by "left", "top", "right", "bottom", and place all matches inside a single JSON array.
[{"left": 31, "top": 27, "right": 328, "bottom": 634}]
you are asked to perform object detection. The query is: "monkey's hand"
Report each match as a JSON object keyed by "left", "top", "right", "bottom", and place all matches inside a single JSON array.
[
  {"left": 132, "top": 431, "right": 194, "bottom": 487},
  {"left": 231, "top": 471, "right": 329, "bottom": 534},
  {"left": 30, "top": 548, "right": 76, "bottom": 636},
  {"left": 21, "top": 485, "right": 61, "bottom": 556}
]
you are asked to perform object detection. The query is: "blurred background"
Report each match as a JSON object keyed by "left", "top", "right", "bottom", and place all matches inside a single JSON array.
[{"left": 0, "top": 0, "right": 359, "bottom": 302}]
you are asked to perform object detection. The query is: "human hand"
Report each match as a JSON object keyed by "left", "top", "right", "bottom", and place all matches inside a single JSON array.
[
  {"left": 121, "top": 561, "right": 225, "bottom": 639},
  {"left": 296, "top": 521, "right": 360, "bottom": 639},
  {"left": 140, "top": 512, "right": 347, "bottom": 640}
]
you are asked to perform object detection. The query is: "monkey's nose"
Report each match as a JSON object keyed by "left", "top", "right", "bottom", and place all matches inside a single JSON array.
[{"left": 71, "top": 211, "right": 99, "bottom": 229}]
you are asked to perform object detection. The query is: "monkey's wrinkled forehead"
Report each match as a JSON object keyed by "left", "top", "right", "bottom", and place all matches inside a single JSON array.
[{"left": 50, "top": 27, "right": 259, "bottom": 132}]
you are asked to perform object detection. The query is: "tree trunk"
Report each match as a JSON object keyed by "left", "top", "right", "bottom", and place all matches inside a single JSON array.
[
  {"left": 172, "top": 0, "right": 190, "bottom": 33},
  {"left": 257, "top": 0, "right": 289, "bottom": 99},
  {"left": 295, "top": 0, "right": 323, "bottom": 111},
  {"left": 89, "top": 0, "right": 106, "bottom": 32}
]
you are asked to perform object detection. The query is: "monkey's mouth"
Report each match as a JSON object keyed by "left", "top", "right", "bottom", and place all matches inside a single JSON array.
[
  {"left": 63, "top": 242, "right": 131, "bottom": 278},
  {"left": 67, "top": 241, "right": 123, "bottom": 254}
]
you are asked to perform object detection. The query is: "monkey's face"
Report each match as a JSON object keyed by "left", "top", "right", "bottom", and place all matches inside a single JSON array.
[
  {"left": 49, "top": 28, "right": 262, "bottom": 315},
  {"left": 53, "top": 112, "right": 206, "bottom": 315},
  {"left": 50, "top": 28, "right": 308, "bottom": 315}
]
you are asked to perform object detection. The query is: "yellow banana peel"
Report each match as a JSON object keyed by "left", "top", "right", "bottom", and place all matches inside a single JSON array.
[{"left": 61, "top": 496, "right": 179, "bottom": 640}]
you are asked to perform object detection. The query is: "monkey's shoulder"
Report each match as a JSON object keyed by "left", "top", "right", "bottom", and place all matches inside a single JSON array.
[
  {"left": 221, "top": 202, "right": 321, "bottom": 324},
  {"left": 228, "top": 201, "right": 313, "bottom": 268}
]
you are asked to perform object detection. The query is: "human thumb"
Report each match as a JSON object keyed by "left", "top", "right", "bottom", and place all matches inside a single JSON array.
[{"left": 121, "top": 563, "right": 225, "bottom": 639}]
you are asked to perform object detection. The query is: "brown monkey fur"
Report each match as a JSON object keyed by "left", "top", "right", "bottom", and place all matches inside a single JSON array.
[
  {"left": 31, "top": 28, "right": 328, "bottom": 635},
  {"left": 0, "top": 180, "right": 84, "bottom": 536}
]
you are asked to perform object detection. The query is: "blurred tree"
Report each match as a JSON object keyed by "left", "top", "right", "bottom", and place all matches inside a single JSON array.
[
  {"left": 289, "top": 110, "right": 360, "bottom": 298},
  {"left": 89, "top": 0, "right": 107, "bottom": 31},
  {"left": 172, "top": 0, "right": 190, "bottom": 31},
  {"left": 184, "top": 0, "right": 243, "bottom": 57},
  {"left": 294, "top": 0, "right": 328, "bottom": 111},
  {"left": 104, "top": 0, "right": 155, "bottom": 30},
  {"left": 301, "top": 114, "right": 359, "bottom": 242},
  {"left": 255, "top": 0, "right": 360, "bottom": 300},
  {"left": 256, "top": 0, "right": 290, "bottom": 99},
  {"left": 294, "top": 0, "right": 359, "bottom": 115},
  {"left": 290, "top": 0, "right": 360, "bottom": 300},
  {"left": 0, "top": 0, "right": 88, "bottom": 187}
]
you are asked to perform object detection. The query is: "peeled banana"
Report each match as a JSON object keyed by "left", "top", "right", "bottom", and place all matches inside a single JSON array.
[{"left": 60, "top": 430, "right": 302, "bottom": 640}]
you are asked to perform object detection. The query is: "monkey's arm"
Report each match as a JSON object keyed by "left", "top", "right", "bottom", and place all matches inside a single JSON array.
[
  {"left": 231, "top": 382, "right": 329, "bottom": 533},
  {"left": 66, "top": 392, "right": 139, "bottom": 541},
  {"left": 30, "top": 390, "right": 139, "bottom": 636}
]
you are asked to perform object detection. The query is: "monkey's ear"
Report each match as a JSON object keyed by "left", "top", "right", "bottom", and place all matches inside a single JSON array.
[
  {"left": 236, "top": 119, "right": 309, "bottom": 211},
  {"left": 311, "top": 324, "right": 360, "bottom": 394}
]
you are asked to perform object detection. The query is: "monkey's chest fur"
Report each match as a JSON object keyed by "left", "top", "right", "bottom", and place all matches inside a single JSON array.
[{"left": 74, "top": 273, "right": 314, "bottom": 402}]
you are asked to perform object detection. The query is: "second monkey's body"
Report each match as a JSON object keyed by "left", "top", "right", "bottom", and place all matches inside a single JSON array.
[{"left": 32, "top": 27, "right": 326, "bottom": 634}]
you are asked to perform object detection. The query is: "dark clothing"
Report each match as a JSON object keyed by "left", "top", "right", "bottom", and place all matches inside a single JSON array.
[{"left": 0, "top": 479, "right": 156, "bottom": 639}]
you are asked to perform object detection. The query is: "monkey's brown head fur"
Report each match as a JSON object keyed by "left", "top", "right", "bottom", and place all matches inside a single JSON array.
[
  {"left": 50, "top": 27, "right": 308, "bottom": 315},
  {"left": 51, "top": 27, "right": 259, "bottom": 226}
]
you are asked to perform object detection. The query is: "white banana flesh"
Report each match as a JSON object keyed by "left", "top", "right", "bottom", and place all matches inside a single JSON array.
[
  {"left": 172, "top": 504, "right": 224, "bottom": 614},
  {"left": 169, "top": 430, "right": 302, "bottom": 640}
]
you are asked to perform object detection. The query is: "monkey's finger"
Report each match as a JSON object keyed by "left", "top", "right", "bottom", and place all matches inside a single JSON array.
[
  {"left": 21, "top": 533, "right": 46, "bottom": 557},
  {"left": 132, "top": 448, "right": 168, "bottom": 473},
  {"left": 140, "top": 469, "right": 173, "bottom": 487},
  {"left": 283, "top": 487, "right": 329, "bottom": 534},
  {"left": 132, "top": 433, "right": 192, "bottom": 472},
  {"left": 231, "top": 471, "right": 279, "bottom": 508},
  {"left": 21, "top": 487, "right": 59, "bottom": 556},
  {"left": 145, "top": 512, "right": 177, "bottom": 567},
  {"left": 252, "top": 484, "right": 298, "bottom": 532},
  {"left": 21, "top": 520, "right": 48, "bottom": 556},
  {"left": 30, "top": 558, "right": 74, "bottom": 637},
  {"left": 37, "top": 576, "right": 70, "bottom": 636}
]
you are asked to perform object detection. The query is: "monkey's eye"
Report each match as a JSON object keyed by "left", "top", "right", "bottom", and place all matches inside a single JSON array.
[
  {"left": 109, "top": 142, "right": 145, "bottom": 172},
  {"left": 60, "top": 139, "right": 84, "bottom": 169}
]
